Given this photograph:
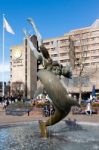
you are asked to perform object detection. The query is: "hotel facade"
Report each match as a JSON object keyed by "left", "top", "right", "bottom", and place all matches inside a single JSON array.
[
  {"left": 10, "top": 36, "right": 37, "bottom": 99},
  {"left": 10, "top": 19, "right": 99, "bottom": 99}
]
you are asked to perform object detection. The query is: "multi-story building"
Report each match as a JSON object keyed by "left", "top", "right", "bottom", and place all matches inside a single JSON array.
[
  {"left": 43, "top": 19, "right": 99, "bottom": 98},
  {"left": 10, "top": 36, "right": 37, "bottom": 99},
  {"left": 10, "top": 19, "right": 99, "bottom": 99}
]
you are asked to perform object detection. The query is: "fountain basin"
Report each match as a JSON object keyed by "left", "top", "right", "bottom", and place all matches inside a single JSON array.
[{"left": 0, "top": 121, "right": 99, "bottom": 150}]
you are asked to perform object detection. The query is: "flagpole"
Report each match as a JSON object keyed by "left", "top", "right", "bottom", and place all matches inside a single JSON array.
[
  {"left": 2, "top": 16, "right": 15, "bottom": 98},
  {"left": 2, "top": 14, "right": 5, "bottom": 97}
]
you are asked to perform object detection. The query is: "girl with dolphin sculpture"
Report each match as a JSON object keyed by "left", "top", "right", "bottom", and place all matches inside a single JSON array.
[{"left": 23, "top": 18, "right": 79, "bottom": 137}]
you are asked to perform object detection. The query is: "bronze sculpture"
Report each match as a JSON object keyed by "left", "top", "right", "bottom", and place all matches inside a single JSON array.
[{"left": 23, "top": 18, "right": 79, "bottom": 137}]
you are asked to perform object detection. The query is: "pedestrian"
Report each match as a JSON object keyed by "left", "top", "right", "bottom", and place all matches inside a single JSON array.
[
  {"left": 27, "top": 110, "right": 30, "bottom": 116},
  {"left": 85, "top": 101, "right": 92, "bottom": 115}
]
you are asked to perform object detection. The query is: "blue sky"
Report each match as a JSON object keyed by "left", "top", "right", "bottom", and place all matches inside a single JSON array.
[{"left": 0, "top": 0, "right": 99, "bottom": 81}]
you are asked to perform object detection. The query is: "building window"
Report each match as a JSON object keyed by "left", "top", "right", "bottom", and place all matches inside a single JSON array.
[
  {"left": 60, "top": 59, "right": 68, "bottom": 63},
  {"left": 73, "top": 77, "right": 78, "bottom": 86},
  {"left": 82, "top": 32, "right": 90, "bottom": 38},
  {"left": 59, "top": 39, "right": 69, "bottom": 44},
  {"left": 74, "top": 40, "right": 80, "bottom": 46},
  {"left": 83, "top": 45, "right": 88, "bottom": 51},
  {"left": 84, "top": 63, "right": 90, "bottom": 66},
  {"left": 74, "top": 34, "right": 80, "bottom": 39},
  {"left": 51, "top": 41, "right": 53, "bottom": 45},
  {"left": 60, "top": 53, "right": 67, "bottom": 56},
  {"left": 82, "top": 39, "right": 88, "bottom": 45},
  {"left": 91, "top": 62, "right": 97, "bottom": 65},
  {"left": 84, "top": 57, "right": 89, "bottom": 60},
  {"left": 60, "top": 46, "right": 69, "bottom": 51},
  {"left": 72, "top": 76, "right": 89, "bottom": 87},
  {"left": 51, "top": 54, "right": 58, "bottom": 57},
  {"left": 44, "top": 42, "right": 50, "bottom": 46},
  {"left": 51, "top": 48, "right": 55, "bottom": 51},
  {"left": 81, "top": 76, "right": 89, "bottom": 86},
  {"left": 89, "top": 37, "right": 95, "bottom": 42},
  {"left": 91, "top": 31, "right": 99, "bottom": 36},
  {"left": 92, "top": 56, "right": 99, "bottom": 59}
]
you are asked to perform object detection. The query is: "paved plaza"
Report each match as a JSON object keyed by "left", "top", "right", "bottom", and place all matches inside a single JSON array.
[{"left": 0, "top": 106, "right": 99, "bottom": 126}]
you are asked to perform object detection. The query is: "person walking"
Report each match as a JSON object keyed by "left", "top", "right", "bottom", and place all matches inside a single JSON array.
[{"left": 85, "top": 101, "right": 92, "bottom": 115}]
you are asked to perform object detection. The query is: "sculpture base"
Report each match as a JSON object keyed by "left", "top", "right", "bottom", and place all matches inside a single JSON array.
[{"left": 39, "top": 120, "right": 48, "bottom": 138}]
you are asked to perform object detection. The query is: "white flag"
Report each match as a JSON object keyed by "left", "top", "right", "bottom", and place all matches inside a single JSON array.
[{"left": 3, "top": 17, "right": 15, "bottom": 34}]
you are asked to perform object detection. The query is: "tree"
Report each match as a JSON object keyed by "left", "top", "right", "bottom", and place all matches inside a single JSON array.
[
  {"left": 69, "top": 35, "right": 97, "bottom": 104},
  {"left": 11, "top": 81, "right": 25, "bottom": 97}
]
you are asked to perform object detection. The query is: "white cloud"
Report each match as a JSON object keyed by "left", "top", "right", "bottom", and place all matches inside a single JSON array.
[
  {"left": 0, "top": 63, "right": 10, "bottom": 82},
  {"left": 0, "top": 63, "right": 10, "bottom": 72}
]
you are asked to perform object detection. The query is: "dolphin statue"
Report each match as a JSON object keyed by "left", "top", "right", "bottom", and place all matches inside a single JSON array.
[
  {"left": 38, "top": 69, "right": 79, "bottom": 137},
  {"left": 26, "top": 17, "right": 79, "bottom": 137}
]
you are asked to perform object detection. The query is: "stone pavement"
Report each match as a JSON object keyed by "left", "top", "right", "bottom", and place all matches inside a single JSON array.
[
  {"left": 0, "top": 106, "right": 44, "bottom": 126},
  {"left": 0, "top": 106, "right": 99, "bottom": 126}
]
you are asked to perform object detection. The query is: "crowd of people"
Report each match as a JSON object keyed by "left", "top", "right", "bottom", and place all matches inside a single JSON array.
[
  {"left": 0, "top": 96, "right": 56, "bottom": 117},
  {"left": 0, "top": 96, "right": 24, "bottom": 109},
  {"left": 43, "top": 104, "right": 55, "bottom": 117}
]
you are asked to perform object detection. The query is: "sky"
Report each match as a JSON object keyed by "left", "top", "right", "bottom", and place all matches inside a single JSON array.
[{"left": 0, "top": 0, "right": 99, "bottom": 82}]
